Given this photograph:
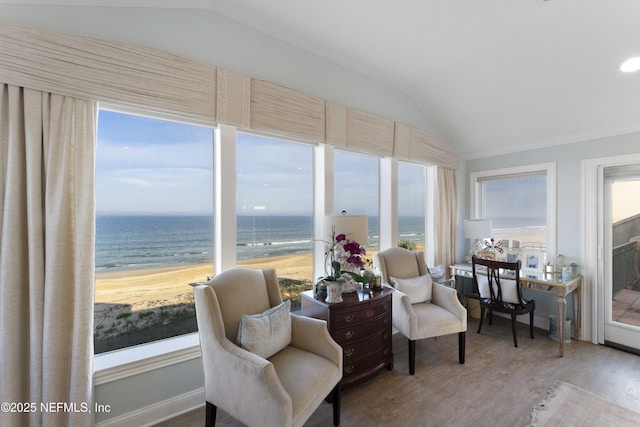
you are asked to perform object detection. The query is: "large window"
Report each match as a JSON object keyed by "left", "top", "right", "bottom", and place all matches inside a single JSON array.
[
  {"left": 398, "top": 161, "right": 427, "bottom": 251},
  {"left": 334, "top": 151, "right": 379, "bottom": 258},
  {"left": 236, "top": 133, "right": 314, "bottom": 311},
  {"left": 471, "top": 163, "right": 556, "bottom": 257},
  {"left": 94, "top": 109, "right": 214, "bottom": 354}
]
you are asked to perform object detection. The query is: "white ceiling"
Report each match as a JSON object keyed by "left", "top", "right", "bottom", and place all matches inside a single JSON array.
[{"left": 8, "top": 1, "right": 640, "bottom": 157}]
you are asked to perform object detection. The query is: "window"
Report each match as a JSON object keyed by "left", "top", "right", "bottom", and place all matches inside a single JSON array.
[
  {"left": 398, "top": 161, "right": 427, "bottom": 251},
  {"left": 334, "top": 151, "right": 379, "bottom": 255},
  {"left": 236, "top": 133, "right": 314, "bottom": 311},
  {"left": 94, "top": 109, "right": 214, "bottom": 354},
  {"left": 470, "top": 163, "right": 556, "bottom": 257}
]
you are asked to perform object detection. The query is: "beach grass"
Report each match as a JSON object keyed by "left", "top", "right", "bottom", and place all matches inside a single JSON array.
[{"left": 94, "top": 253, "right": 317, "bottom": 353}]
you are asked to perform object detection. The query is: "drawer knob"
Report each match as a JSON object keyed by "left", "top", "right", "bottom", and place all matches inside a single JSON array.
[
  {"left": 344, "top": 314, "right": 355, "bottom": 323},
  {"left": 366, "top": 310, "right": 374, "bottom": 317},
  {"left": 383, "top": 347, "right": 390, "bottom": 355},
  {"left": 345, "top": 348, "right": 354, "bottom": 357},
  {"left": 345, "top": 330, "right": 354, "bottom": 339},
  {"left": 384, "top": 302, "right": 390, "bottom": 310},
  {"left": 345, "top": 365, "right": 354, "bottom": 374},
  {"left": 383, "top": 317, "right": 390, "bottom": 325}
]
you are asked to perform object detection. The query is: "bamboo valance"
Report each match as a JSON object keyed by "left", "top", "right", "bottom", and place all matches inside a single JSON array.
[{"left": 0, "top": 22, "right": 458, "bottom": 168}]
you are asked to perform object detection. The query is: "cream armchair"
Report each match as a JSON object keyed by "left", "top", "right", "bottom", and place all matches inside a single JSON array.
[
  {"left": 193, "top": 267, "right": 342, "bottom": 427},
  {"left": 374, "top": 248, "right": 467, "bottom": 375}
]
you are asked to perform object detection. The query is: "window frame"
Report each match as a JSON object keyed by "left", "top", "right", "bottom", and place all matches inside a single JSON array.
[
  {"left": 470, "top": 162, "right": 557, "bottom": 259},
  {"left": 94, "top": 105, "right": 215, "bottom": 378}
]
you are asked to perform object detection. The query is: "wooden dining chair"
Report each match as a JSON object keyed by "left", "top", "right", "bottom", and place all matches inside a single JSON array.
[{"left": 472, "top": 256, "right": 536, "bottom": 347}]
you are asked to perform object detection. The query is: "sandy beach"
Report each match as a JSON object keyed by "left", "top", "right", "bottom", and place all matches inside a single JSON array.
[{"left": 95, "top": 253, "right": 315, "bottom": 310}]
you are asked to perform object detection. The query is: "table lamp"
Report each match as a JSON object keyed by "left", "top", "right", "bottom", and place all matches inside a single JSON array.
[
  {"left": 463, "top": 219, "right": 492, "bottom": 261},
  {"left": 322, "top": 214, "right": 369, "bottom": 246}
]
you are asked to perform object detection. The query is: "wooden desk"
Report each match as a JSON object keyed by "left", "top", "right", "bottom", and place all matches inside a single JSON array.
[
  {"left": 301, "top": 288, "right": 393, "bottom": 386},
  {"left": 449, "top": 264, "right": 582, "bottom": 357}
]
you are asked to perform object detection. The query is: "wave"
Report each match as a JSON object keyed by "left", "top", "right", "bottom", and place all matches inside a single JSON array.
[{"left": 238, "top": 239, "right": 312, "bottom": 247}]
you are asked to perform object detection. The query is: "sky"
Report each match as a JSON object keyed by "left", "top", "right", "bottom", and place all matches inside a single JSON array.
[
  {"left": 96, "top": 110, "right": 214, "bottom": 215},
  {"left": 612, "top": 181, "right": 640, "bottom": 223},
  {"left": 97, "top": 109, "right": 640, "bottom": 221},
  {"left": 97, "top": 110, "right": 426, "bottom": 217}
]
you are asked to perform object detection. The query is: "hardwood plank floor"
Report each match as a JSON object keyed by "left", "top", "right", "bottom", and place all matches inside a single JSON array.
[{"left": 154, "top": 317, "right": 640, "bottom": 426}]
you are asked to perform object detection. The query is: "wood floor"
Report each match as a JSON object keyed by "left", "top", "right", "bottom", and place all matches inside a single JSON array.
[{"left": 154, "top": 317, "right": 640, "bottom": 427}]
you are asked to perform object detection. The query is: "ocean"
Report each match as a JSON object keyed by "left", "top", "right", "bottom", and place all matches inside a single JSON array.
[{"left": 95, "top": 215, "right": 425, "bottom": 272}]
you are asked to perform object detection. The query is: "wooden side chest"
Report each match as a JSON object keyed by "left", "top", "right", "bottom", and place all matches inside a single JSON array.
[{"left": 301, "top": 287, "right": 393, "bottom": 386}]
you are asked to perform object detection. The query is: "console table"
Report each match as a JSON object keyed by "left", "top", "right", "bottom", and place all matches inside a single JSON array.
[
  {"left": 449, "top": 263, "right": 582, "bottom": 357},
  {"left": 301, "top": 287, "right": 393, "bottom": 386}
]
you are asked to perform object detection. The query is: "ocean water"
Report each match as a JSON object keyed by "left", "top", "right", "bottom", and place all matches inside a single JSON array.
[{"left": 96, "top": 215, "right": 425, "bottom": 272}]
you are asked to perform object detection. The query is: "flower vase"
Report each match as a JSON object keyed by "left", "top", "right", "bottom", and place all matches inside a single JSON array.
[{"left": 325, "top": 280, "right": 343, "bottom": 303}]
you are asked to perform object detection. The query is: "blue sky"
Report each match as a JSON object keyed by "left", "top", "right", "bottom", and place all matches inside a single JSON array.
[
  {"left": 96, "top": 109, "right": 426, "bottom": 216},
  {"left": 96, "top": 110, "right": 214, "bottom": 215}
]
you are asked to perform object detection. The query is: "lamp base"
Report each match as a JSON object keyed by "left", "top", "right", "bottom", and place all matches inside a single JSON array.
[{"left": 470, "top": 239, "right": 484, "bottom": 260}]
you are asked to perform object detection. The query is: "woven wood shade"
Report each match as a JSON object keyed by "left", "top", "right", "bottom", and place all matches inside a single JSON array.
[
  {"left": 250, "top": 79, "right": 325, "bottom": 143},
  {"left": 0, "top": 23, "right": 216, "bottom": 125}
]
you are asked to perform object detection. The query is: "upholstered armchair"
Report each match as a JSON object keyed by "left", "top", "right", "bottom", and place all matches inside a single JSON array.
[
  {"left": 193, "top": 268, "right": 342, "bottom": 427},
  {"left": 374, "top": 248, "right": 467, "bottom": 375}
]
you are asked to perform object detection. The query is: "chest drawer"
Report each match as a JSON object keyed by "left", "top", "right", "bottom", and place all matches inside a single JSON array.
[
  {"left": 332, "top": 312, "right": 391, "bottom": 344},
  {"left": 342, "top": 328, "right": 391, "bottom": 362},
  {"left": 300, "top": 288, "right": 394, "bottom": 387},
  {"left": 332, "top": 298, "right": 391, "bottom": 328}
]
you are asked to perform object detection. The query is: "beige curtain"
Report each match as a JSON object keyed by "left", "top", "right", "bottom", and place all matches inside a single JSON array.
[
  {"left": 0, "top": 84, "right": 96, "bottom": 427},
  {"left": 435, "top": 167, "right": 457, "bottom": 279}
]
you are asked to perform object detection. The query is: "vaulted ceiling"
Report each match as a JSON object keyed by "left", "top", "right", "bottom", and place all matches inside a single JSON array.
[{"left": 7, "top": 1, "right": 640, "bottom": 158}]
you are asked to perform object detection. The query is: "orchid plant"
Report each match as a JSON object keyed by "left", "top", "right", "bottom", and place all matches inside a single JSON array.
[{"left": 323, "top": 228, "right": 368, "bottom": 282}]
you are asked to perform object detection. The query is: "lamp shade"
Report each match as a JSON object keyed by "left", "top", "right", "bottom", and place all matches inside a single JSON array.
[
  {"left": 463, "top": 219, "right": 492, "bottom": 240},
  {"left": 322, "top": 215, "right": 369, "bottom": 246}
]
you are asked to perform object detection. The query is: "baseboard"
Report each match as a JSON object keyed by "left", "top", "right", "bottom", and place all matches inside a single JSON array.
[{"left": 96, "top": 387, "right": 204, "bottom": 427}]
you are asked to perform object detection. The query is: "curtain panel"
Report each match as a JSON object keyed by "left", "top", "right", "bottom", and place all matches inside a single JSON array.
[
  {"left": 435, "top": 167, "right": 458, "bottom": 279},
  {"left": 0, "top": 84, "right": 96, "bottom": 427}
]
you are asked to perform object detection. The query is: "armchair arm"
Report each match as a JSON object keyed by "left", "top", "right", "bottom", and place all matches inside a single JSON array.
[
  {"left": 432, "top": 282, "right": 467, "bottom": 321},
  {"left": 207, "top": 335, "right": 294, "bottom": 425},
  {"left": 391, "top": 286, "right": 417, "bottom": 338},
  {"left": 290, "top": 314, "right": 342, "bottom": 368}
]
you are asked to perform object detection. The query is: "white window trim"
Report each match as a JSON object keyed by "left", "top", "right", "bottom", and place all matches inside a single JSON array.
[
  {"left": 94, "top": 106, "right": 212, "bottom": 383},
  {"left": 94, "top": 333, "right": 201, "bottom": 384},
  {"left": 469, "top": 162, "right": 557, "bottom": 259}
]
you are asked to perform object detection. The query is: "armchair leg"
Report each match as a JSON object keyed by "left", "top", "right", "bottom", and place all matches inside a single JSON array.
[
  {"left": 205, "top": 401, "right": 216, "bottom": 427},
  {"left": 529, "top": 310, "right": 535, "bottom": 339},
  {"left": 408, "top": 339, "right": 416, "bottom": 375},
  {"left": 511, "top": 314, "right": 518, "bottom": 347},
  {"left": 332, "top": 384, "right": 340, "bottom": 426},
  {"left": 458, "top": 332, "right": 466, "bottom": 364}
]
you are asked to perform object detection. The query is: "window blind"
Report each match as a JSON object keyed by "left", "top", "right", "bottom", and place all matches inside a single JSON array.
[
  {"left": 250, "top": 79, "right": 325, "bottom": 144},
  {"left": 395, "top": 123, "right": 459, "bottom": 169}
]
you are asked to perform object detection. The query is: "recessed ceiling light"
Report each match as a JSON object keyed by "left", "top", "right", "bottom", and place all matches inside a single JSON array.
[{"left": 620, "top": 56, "right": 640, "bottom": 73}]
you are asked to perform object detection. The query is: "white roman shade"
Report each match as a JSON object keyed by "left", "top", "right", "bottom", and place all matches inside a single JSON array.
[
  {"left": 0, "top": 23, "right": 217, "bottom": 125},
  {"left": 250, "top": 79, "right": 325, "bottom": 143}
]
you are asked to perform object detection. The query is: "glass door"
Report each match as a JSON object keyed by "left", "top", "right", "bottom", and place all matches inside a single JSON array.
[{"left": 603, "top": 165, "right": 640, "bottom": 352}]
